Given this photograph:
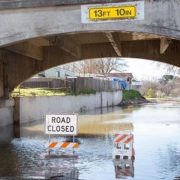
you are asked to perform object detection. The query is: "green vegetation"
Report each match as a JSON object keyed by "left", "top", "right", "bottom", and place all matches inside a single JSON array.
[
  {"left": 122, "top": 89, "right": 143, "bottom": 101},
  {"left": 11, "top": 88, "right": 96, "bottom": 97},
  {"left": 11, "top": 88, "right": 66, "bottom": 97},
  {"left": 146, "top": 88, "right": 156, "bottom": 98},
  {"left": 69, "top": 88, "right": 96, "bottom": 96}
]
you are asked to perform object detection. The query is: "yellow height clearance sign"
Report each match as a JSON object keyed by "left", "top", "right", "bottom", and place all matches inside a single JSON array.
[
  {"left": 81, "top": 1, "right": 144, "bottom": 23},
  {"left": 89, "top": 6, "right": 136, "bottom": 21}
]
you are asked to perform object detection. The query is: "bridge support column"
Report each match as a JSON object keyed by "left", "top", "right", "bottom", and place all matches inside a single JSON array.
[
  {"left": 0, "top": 51, "right": 4, "bottom": 97},
  {"left": 0, "top": 50, "right": 15, "bottom": 129},
  {"left": 13, "top": 97, "right": 20, "bottom": 137},
  {"left": 0, "top": 50, "right": 9, "bottom": 98},
  {"left": 0, "top": 99, "right": 14, "bottom": 126}
]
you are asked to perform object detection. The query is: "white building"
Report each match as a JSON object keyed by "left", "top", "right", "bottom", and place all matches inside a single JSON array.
[{"left": 36, "top": 66, "right": 75, "bottom": 79}]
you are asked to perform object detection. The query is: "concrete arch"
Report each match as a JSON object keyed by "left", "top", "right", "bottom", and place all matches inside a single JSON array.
[
  {"left": 3, "top": 31, "right": 180, "bottom": 94},
  {"left": 0, "top": 0, "right": 180, "bottom": 98},
  {"left": 0, "top": 0, "right": 180, "bottom": 47}
]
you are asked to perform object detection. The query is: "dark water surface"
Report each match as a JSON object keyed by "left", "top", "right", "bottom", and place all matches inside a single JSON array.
[{"left": 0, "top": 102, "right": 180, "bottom": 179}]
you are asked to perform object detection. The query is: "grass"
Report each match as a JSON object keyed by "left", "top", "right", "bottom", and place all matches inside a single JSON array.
[
  {"left": 122, "top": 89, "right": 142, "bottom": 101},
  {"left": 69, "top": 88, "right": 96, "bottom": 96},
  {"left": 11, "top": 88, "right": 96, "bottom": 97}
]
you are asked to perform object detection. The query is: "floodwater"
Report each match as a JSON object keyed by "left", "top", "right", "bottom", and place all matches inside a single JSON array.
[{"left": 0, "top": 101, "right": 180, "bottom": 180}]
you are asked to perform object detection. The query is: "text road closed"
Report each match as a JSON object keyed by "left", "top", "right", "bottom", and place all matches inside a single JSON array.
[{"left": 45, "top": 115, "right": 77, "bottom": 135}]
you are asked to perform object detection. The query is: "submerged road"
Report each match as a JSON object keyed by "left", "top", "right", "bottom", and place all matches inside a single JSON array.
[{"left": 0, "top": 101, "right": 180, "bottom": 179}]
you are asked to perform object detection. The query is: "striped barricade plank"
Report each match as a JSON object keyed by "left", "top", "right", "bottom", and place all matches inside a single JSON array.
[
  {"left": 48, "top": 141, "right": 79, "bottom": 149},
  {"left": 48, "top": 142, "right": 58, "bottom": 148},
  {"left": 114, "top": 134, "right": 133, "bottom": 144}
]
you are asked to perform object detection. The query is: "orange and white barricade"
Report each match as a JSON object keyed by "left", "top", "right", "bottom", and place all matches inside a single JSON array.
[
  {"left": 47, "top": 141, "right": 79, "bottom": 149},
  {"left": 113, "top": 132, "right": 135, "bottom": 160}
]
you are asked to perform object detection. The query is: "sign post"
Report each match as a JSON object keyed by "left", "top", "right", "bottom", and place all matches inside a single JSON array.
[{"left": 45, "top": 114, "right": 78, "bottom": 157}]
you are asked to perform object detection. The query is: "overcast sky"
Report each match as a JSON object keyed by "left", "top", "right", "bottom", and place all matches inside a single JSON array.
[{"left": 124, "top": 58, "right": 179, "bottom": 80}]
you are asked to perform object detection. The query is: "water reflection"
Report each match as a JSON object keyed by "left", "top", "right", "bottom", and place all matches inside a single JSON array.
[
  {"left": 0, "top": 102, "right": 180, "bottom": 179},
  {"left": 114, "top": 160, "right": 134, "bottom": 178},
  {"left": 0, "top": 125, "right": 14, "bottom": 143},
  {"left": 112, "top": 131, "right": 135, "bottom": 179},
  {"left": 44, "top": 167, "right": 79, "bottom": 180},
  {"left": 20, "top": 106, "right": 134, "bottom": 137}
]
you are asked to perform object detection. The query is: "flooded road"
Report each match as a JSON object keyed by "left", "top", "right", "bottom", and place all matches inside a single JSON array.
[{"left": 0, "top": 101, "right": 180, "bottom": 179}]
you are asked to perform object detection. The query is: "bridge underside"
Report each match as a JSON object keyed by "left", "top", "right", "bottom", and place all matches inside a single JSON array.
[
  {"left": 0, "top": 0, "right": 179, "bottom": 129},
  {"left": 0, "top": 0, "right": 180, "bottom": 98},
  {"left": 0, "top": 31, "right": 180, "bottom": 98},
  {"left": 0, "top": 32, "right": 180, "bottom": 97}
]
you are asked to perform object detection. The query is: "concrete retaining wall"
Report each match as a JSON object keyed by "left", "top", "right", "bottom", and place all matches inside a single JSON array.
[
  {"left": 19, "top": 91, "right": 122, "bottom": 123},
  {"left": 0, "top": 99, "right": 14, "bottom": 126}
]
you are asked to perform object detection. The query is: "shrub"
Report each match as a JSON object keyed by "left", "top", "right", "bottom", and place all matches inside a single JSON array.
[{"left": 122, "top": 89, "right": 142, "bottom": 101}]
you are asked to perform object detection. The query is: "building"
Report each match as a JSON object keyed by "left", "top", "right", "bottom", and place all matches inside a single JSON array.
[
  {"left": 36, "top": 66, "right": 75, "bottom": 79},
  {"left": 21, "top": 67, "right": 75, "bottom": 89},
  {"left": 131, "top": 80, "right": 143, "bottom": 90},
  {"left": 107, "top": 73, "right": 133, "bottom": 80}
]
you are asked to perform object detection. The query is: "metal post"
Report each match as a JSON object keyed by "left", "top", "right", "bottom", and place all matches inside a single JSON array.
[
  {"left": 48, "top": 134, "right": 51, "bottom": 155},
  {"left": 73, "top": 135, "right": 75, "bottom": 156}
]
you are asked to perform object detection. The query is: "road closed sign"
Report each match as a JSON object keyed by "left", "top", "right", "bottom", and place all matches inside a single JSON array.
[{"left": 45, "top": 115, "right": 78, "bottom": 135}]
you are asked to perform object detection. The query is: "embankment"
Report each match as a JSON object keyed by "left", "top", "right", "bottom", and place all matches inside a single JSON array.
[
  {"left": 0, "top": 99, "right": 14, "bottom": 126},
  {"left": 119, "top": 90, "right": 149, "bottom": 106},
  {"left": 15, "top": 91, "right": 122, "bottom": 124}
]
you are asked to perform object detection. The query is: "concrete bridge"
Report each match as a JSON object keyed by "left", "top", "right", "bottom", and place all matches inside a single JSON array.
[{"left": 0, "top": 0, "right": 180, "bottom": 127}]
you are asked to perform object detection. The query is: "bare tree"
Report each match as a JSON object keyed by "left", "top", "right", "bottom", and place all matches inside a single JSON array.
[
  {"left": 140, "top": 80, "right": 159, "bottom": 97},
  {"left": 156, "top": 62, "right": 180, "bottom": 75},
  {"left": 140, "top": 76, "right": 180, "bottom": 98},
  {"left": 62, "top": 58, "right": 127, "bottom": 74}
]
